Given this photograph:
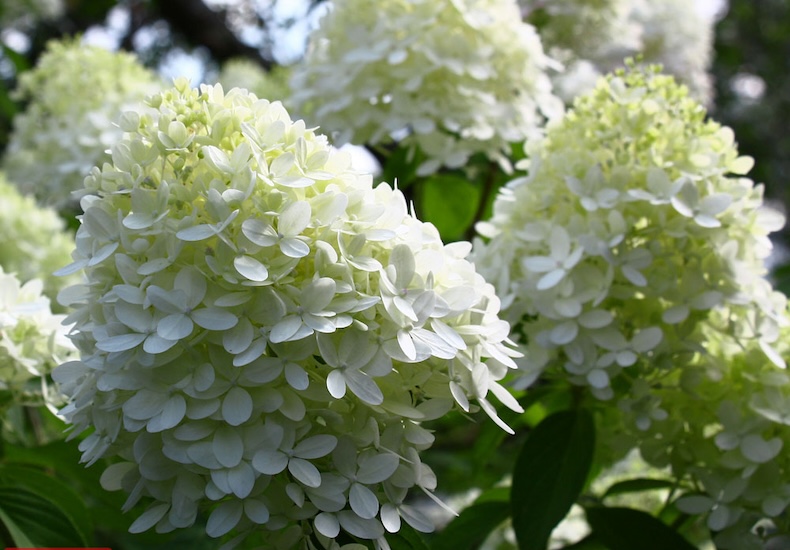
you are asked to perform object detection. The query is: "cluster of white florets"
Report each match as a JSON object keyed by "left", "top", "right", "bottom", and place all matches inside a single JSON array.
[
  {"left": 473, "top": 65, "right": 790, "bottom": 539},
  {"left": 2, "top": 39, "right": 161, "bottom": 211},
  {"left": 290, "top": 0, "right": 562, "bottom": 175},
  {"left": 54, "top": 80, "right": 521, "bottom": 545},
  {"left": 0, "top": 267, "right": 75, "bottom": 408}
]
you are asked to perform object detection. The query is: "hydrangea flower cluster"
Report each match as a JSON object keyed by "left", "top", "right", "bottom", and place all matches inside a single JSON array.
[
  {"left": 290, "top": 0, "right": 562, "bottom": 176},
  {"left": 216, "top": 59, "right": 291, "bottom": 105},
  {"left": 0, "top": 173, "right": 77, "bottom": 301},
  {"left": 523, "top": 0, "right": 638, "bottom": 65},
  {"left": 0, "top": 267, "right": 75, "bottom": 408},
  {"left": 628, "top": 0, "right": 714, "bottom": 104},
  {"left": 473, "top": 65, "right": 789, "bottom": 541},
  {"left": 54, "top": 80, "right": 521, "bottom": 546},
  {"left": 2, "top": 39, "right": 161, "bottom": 211}
]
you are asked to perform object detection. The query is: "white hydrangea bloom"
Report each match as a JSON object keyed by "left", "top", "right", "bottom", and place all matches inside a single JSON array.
[
  {"left": 473, "top": 64, "right": 790, "bottom": 539},
  {"left": 215, "top": 59, "right": 291, "bottom": 104},
  {"left": 0, "top": 172, "right": 77, "bottom": 301},
  {"left": 290, "top": 0, "right": 562, "bottom": 175},
  {"left": 2, "top": 39, "right": 161, "bottom": 211},
  {"left": 628, "top": 0, "right": 715, "bottom": 103},
  {"left": 0, "top": 267, "right": 75, "bottom": 408},
  {"left": 54, "top": 80, "right": 521, "bottom": 545},
  {"left": 521, "top": 0, "right": 715, "bottom": 104}
]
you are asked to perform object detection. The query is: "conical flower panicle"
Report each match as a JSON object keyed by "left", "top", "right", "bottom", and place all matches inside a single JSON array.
[
  {"left": 473, "top": 64, "right": 790, "bottom": 538},
  {"left": 54, "top": 80, "right": 521, "bottom": 545},
  {"left": 290, "top": 0, "right": 562, "bottom": 175}
]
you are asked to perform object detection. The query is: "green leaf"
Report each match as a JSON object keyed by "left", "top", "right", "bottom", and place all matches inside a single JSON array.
[
  {"left": 0, "top": 487, "right": 87, "bottom": 547},
  {"left": 602, "top": 478, "right": 676, "bottom": 499},
  {"left": 0, "top": 464, "right": 93, "bottom": 545},
  {"left": 418, "top": 174, "right": 481, "bottom": 242},
  {"left": 510, "top": 408, "right": 595, "bottom": 550},
  {"left": 430, "top": 501, "right": 510, "bottom": 550},
  {"left": 585, "top": 506, "right": 697, "bottom": 550}
]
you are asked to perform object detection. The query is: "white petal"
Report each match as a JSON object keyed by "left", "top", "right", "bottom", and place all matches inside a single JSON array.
[
  {"left": 206, "top": 500, "right": 243, "bottom": 538},
  {"left": 288, "top": 457, "right": 321, "bottom": 488},
  {"left": 285, "top": 362, "right": 309, "bottom": 390},
  {"left": 123, "top": 389, "right": 169, "bottom": 420},
  {"left": 326, "top": 369, "right": 347, "bottom": 399},
  {"left": 279, "top": 200, "right": 312, "bottom": 236},
  {"left": 176, "top": 224, "right": 218, "bottom": 242},
  {"left": 741, "top": 434, "right": 783, "bottom": 463},
  {"left": 344, "top": 369, "right": 384, "bottom": 405},
  {"left": 537, "top": 269, "right": 566, "bottom": 290},
  {"left": 234, "top": 255, "right": 269, "bottom": 282},
  {"left": 356, "top": 453, "right": 400, "bottom": 485},
  {"left": 294, "top": 434, "right": 338, "bottom": 460},
  {"left": 314, "top": 512, "right": 340, "bottom": 538},
  {"left": 241, "top": 218, "right": 277, "bottom": 247},
  {"left": 244, "top": 499, "right": 270, "bottom": 524},
  {"left": 522, "top": 255, "right": 556, "bottom": 273},
  {"left": 380, "top": 503, "right": 401, "bottom": 533},
  {"left": 223, "top": 318, "right": 254, "bottom": 354},
  {"left": 280, "top": 237, "right": 311, "bottom": 258},
  {"left": 337, "top": 510, "right": 385, "bottom": 539},
  {"left": 252, "top": 450, "right": 289, "bottom": 475},
  {"left": 148, "top": 394, "right": 186, "bottom": 432},
  {"left": 270, "top": 315, "right": 304, "bottom": 344},
  {"left": 96, "top": 332, "right": 147, "bottom": 352},
  {"left": 662, "top": 304, "right": 689, "bottom": 324},
  {"left": 157, "top": 313, "right": 194, "bottom": 340},
  {"left": 213, "top": 426, "right": 244, "bottom": 468},
  {"left": 621, "top": 265, "right": 647, "bottom": 287},
  {"left": 227, "top": 462, "right": 256, "bottom": 499},
  {"left": 350, "top": 483, "right": 379, "bottom": 519},
  {"left": 192, "top": 308, "right": 238, "bottom": 331},
  {"left": 222, "top": 386, "right": 253, "bottom": 426},
  {"left": 129, "top": 503, "right": 170, "bottom": 533},
  {"left": 632, "top": 327, "right": 663, "bottom": 353}
]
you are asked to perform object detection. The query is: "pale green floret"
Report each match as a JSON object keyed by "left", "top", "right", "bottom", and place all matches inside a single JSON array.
[
  {"left": 473, "top": 65, "right": 789, "bottom": 541},
  {"left": 54, "top": 80, "right": 521, "bottom": 545},
  {"left": 290, "top": 0, "right": 563, "bottom": 175},
  {"left": 0, "top": 173, "right": 77, "bottom": 301},
  {"left": 0, "top": 267, "right": 76, "bottom": 410},
  {"left": 2, "top": 39, "right": 162, "bottom": 211}
]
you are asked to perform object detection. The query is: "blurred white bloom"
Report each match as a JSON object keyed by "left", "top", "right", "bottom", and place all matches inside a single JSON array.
[
  {"left": 2, "top": 39, "right": 161, "bottom": 211},
  {"left": 522, "top": 0, "right": 715, "bottom": 104},
  {"left": 215, "top": 58, "right": 291, "bottom": 104},
  {"left": 0, "top": 172, "right": 77, "bottom": 301},
  {"left": 54, "top": 80, "right": 521, "bottom": 545},
  {"left": 291, "top": 0, "right": 562, "bottom": 175},
  {"left": 0, "top": 267, "right": 75, "bottom": 408}
]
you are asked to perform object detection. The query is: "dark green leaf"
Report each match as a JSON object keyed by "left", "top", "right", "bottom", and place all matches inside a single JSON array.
[
  {"left": 585, "top": 506, "right": 697, "bottom": 550},
  {"left": 388, "top": 522, "right": 430, "bottom": 550},
  {"left": 430, "top": 501, "right": 510, "bottom": 550},
  {"left": 0, "top": 487, "right": 87, "bottom": 547},
  {"left": 510, "top": 408, "right": 595, "bottom": 550},
  {"left": 0, "top": 464, "right": 93, "bottom": 545},
  {"left": 418, "top": 174, "right": 481, "bottom": 242},
  {"left": 602, "top": 478, "right": 676, "bottom": 499},
  {"left": 556, "top": 534, "right": 608, "bottom": 550}
]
